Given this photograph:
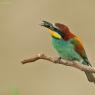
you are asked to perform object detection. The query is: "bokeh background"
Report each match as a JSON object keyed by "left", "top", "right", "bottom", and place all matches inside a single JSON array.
[{"left": 0, "top": 0, "right": 95, "bottom": 95}]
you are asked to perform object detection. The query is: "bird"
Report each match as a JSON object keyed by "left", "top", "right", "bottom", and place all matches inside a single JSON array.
[{"left": 41, "top": 21, "right": 95, "bottom": 83}]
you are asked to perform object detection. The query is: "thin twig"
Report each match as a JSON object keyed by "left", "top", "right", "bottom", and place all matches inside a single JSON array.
[{"left": 21, "top": 53, "right": 95, "bottom": 73}]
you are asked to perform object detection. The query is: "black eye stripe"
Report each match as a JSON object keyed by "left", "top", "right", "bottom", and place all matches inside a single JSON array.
[{"left": 54, "top": 28, "right": 64, "bottom": 38}]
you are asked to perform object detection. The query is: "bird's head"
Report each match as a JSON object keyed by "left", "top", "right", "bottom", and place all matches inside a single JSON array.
[{"left": 41, "top": 21, "right": 74, "bottom": 40}]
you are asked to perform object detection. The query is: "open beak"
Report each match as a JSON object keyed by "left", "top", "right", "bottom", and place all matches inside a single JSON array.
[{"left": 40, "top": 21, "right": 53, "bottom": 28}]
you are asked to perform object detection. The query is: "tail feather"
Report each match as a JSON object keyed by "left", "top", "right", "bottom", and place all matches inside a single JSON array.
[
  {"left": 85, "top": 72, "right": 95, "bottom": 83},
  {"left": 82, "top": 60, "right": 95, "bottom": 83}
]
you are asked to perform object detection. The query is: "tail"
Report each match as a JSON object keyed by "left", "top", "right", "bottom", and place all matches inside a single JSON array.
[
  {"left": 82, "top": 59, "right": 95, "bottom": 83},
  {"left": 85, "top": 72, "right": 95, "bottom": 83}
]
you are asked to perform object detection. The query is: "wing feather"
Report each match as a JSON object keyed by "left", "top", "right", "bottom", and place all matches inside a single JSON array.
[{"left": 70, "top": 36, "right": 91, "bottom": 66}]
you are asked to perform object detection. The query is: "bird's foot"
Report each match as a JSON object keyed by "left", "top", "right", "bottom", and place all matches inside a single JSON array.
[{"left": 54, "top": 57, "right": 61, "bottom": 63}]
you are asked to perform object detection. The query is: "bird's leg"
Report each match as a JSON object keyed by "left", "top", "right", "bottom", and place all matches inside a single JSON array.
[
  {"left": 54, "top": 57, "right": 62, "bottom": 63},
  {"left": 58, "top": 57, "right": 62, "bottom": 60}
]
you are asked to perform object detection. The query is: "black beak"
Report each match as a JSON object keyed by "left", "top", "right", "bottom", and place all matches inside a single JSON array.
[{"left": 41, "top": 21, "right": 53, "bottom": 28}]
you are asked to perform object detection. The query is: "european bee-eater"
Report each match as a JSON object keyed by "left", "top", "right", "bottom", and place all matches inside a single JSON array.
[{"left": 41, "top": 21, "right": 95, "bottom": 83}]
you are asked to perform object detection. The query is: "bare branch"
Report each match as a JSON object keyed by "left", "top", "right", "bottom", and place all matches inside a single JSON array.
[{"left": 21, "top": 53, "right": 95, "bottom": 73}]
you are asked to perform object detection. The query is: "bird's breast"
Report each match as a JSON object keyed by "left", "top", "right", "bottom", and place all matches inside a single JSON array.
[
  {"left": 52, "top": 38, "right": 81, "bottom": 60},
  {"left": 52, "top": 38, "right": 72, "bottom": 50}
]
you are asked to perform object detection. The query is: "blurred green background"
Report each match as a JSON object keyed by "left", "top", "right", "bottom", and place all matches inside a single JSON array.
[{"left": 0, "top": 0, "right": 95, "bottom": 95}]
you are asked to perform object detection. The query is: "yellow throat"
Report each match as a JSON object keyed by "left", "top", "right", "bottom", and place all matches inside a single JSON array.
[{"left": 48, "top": 29, "right": 61, "bottom": 39}]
